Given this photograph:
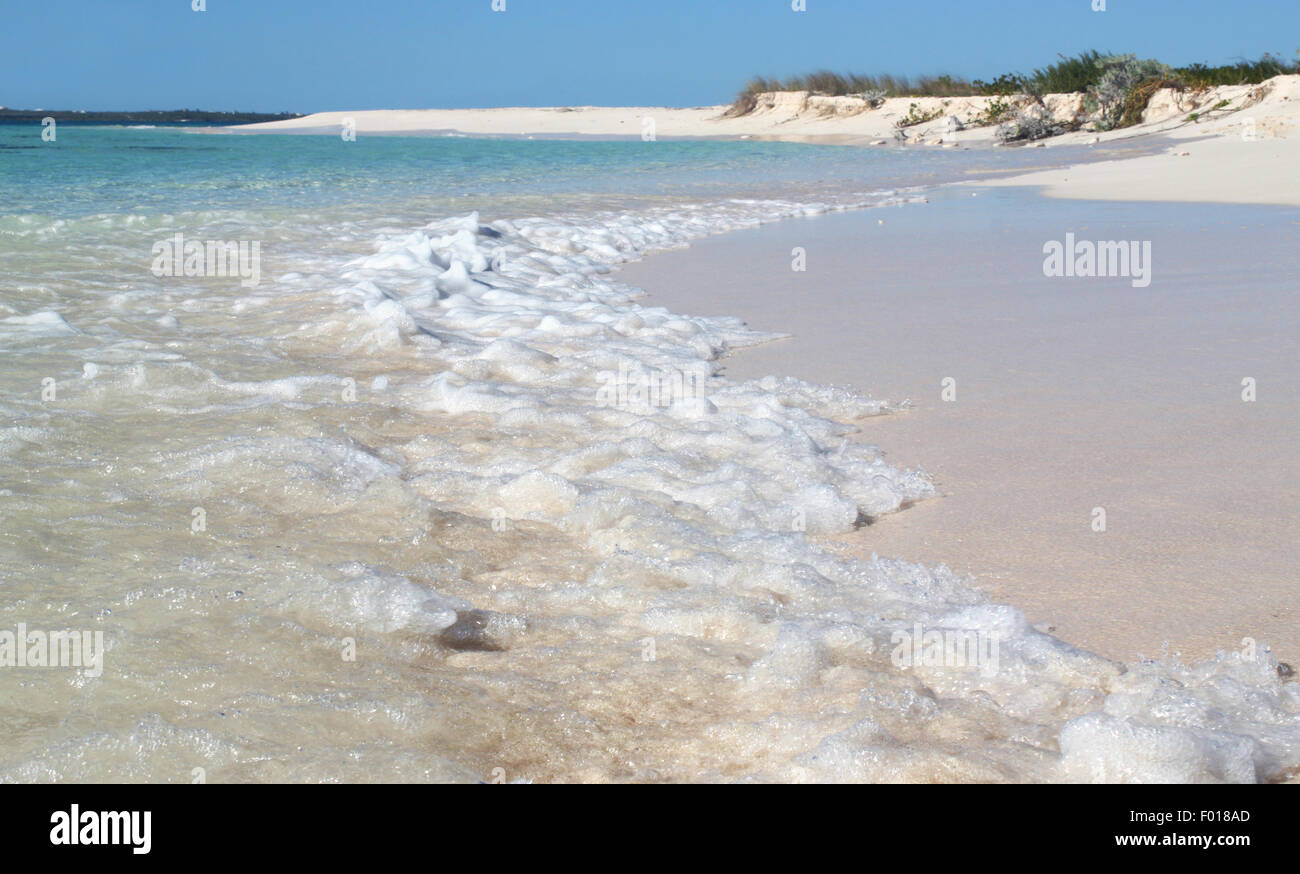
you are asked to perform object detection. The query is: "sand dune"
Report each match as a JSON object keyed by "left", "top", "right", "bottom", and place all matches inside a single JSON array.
[
  {"left": 232, "top": 77, "right": 1293, "bottom": 145},
  {"left": 229, "top": 76, "right": 1300, "bottom": 207}
]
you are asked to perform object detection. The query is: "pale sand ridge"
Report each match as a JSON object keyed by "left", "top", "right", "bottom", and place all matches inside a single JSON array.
[{"left": 229, "top": 76, "right": 1300, "bottom": 206}]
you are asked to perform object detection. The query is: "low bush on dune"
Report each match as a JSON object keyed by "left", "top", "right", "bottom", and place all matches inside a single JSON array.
[
  {"left": 727, "top": 49, "right": 1299, "bottom": 135},
  {"left": 970, "top": 72, "right": 1025, "bottom": 96},
  {"left": 1084, "top": 54, "right": 1173, "bottom": 130}
]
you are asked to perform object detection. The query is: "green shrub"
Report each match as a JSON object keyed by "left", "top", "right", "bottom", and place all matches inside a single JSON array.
[
  {"left": 895, "top": 102, "right": 945, "bottom": 129},
  {"left": 972, "top": 73, "right": 1025, "bottom": 96},
  {"left": 971, "top": 95, "right": 1016, "bottom": 127}
]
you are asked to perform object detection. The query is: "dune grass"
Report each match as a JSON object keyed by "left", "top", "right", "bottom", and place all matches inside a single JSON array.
[
  {"left": 1024, "top": 50, "right": 1110, "bottom": 95},
  {"left": 1172, "top": 54, "right": 1297, "bottom": 88},
  {"left": 723, "top": 71, "right": 976, "bottom": 116},
  {"left": 731, "top": 71, "right": 978, "bottom": 101}
]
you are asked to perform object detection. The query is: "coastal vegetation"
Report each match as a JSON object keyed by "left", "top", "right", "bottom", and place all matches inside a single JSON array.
[{"left": 726, "top": 50, "right": 1299, "bottom": 138}]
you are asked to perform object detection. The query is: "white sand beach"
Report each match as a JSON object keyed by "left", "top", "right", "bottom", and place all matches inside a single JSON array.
[{"left": 237, "top": 76, "right": 1298, "bottom": 152}]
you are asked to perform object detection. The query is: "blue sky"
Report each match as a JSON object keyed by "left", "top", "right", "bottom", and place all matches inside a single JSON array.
[{"left": 2, "top": 0, "right": 1297, "bottom": 112}]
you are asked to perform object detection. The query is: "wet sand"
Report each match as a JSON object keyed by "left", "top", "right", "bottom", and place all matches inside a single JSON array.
[{"left": 619, "top": 186, "right": 1300, "bottom": 664}]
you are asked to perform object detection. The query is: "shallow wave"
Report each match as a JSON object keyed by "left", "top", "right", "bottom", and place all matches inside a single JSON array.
[{"left": 0, "top": 193, "right": 1296, "bottom": 783}]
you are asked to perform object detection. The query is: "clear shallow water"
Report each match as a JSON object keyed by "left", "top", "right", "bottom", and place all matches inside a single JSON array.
[
  {"left": 1, "top": 125, "right": 1296, "bottom": 783},
  {"left": 0, "top": 123, "right": 1124, "bottom": 217}
]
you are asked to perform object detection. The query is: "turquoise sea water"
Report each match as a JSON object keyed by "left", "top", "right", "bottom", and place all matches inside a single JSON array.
[{"left": 0, "top": 123, "right": 1100, "bottom": 220}]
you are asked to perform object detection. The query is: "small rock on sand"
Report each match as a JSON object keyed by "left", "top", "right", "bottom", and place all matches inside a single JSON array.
[{"left": 439, "top": 609, "right": 527, "bottom": 652}]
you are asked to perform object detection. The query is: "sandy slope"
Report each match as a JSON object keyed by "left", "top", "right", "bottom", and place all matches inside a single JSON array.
[
  {"left": 226, "top": 95, "right": 1016, "bottom": 143},
  {"left": 983, "top": 122, "right": 1300, "bottom": 205},
  {"left": 232, "top": 76, "right": 1295, "bottom": 146},
  {"left": 229, "top": 76, "right": 1300, "bottom": 206},
  {"left": 984, "top": 76, "right": 1300, "bottom": 205}
]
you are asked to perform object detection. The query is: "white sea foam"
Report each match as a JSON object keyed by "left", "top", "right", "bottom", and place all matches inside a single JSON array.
[
  {"left": 0, "top": 191, "right": 1296, "bottom": 783},
  {"left": 1, "top": 310, "right": 78, "bottom": 337},
  {"left": 304, "top": 200, "right": 1299, "bottom": 781}
]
